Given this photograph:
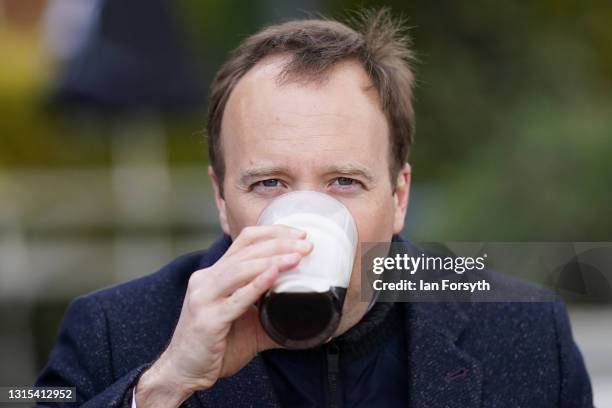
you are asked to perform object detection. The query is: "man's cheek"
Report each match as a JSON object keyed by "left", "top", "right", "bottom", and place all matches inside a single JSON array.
[
  {"left": 225, "top": 208, "right": 253, "bottom": 237},
  {"left": 227, "top": 200, "right": 262, "bottom": 226}
]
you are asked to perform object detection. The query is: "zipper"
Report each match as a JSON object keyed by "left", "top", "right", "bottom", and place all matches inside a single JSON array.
[{"left": 326, "top": 342, "right": 340, "bottom": 408}]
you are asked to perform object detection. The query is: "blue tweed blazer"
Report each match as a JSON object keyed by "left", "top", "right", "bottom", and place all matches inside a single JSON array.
[{"left": 36, "top": 234, "right": 593, "bottom": 407}]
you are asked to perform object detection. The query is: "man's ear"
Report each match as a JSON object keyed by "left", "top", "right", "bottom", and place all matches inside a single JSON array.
[
  {"left": 208, "top": 165, "right": 231, "bottom": 235},
  {"left": 392, "top": 162, "right": 411, "bottom": 234}
]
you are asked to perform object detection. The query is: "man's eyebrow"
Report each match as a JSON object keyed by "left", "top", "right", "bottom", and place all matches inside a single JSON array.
[
  {"left": 239, "top": 165, "right": 291, "bottom": 186},
  {"left": 324, "top": 164, "right": 375, "bottom": 183},
  {"left": 238, "top": 163, "right": 376, "bottom": 186}
]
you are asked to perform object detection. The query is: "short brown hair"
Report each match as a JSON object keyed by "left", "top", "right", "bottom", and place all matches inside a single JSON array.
[{"left": 206, "top": 8, "right": 416, "bottom": 195}]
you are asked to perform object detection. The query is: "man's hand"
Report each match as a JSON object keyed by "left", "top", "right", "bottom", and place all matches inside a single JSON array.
[{"left": 134, "top": 225, "right": 313, "bottom": 407}]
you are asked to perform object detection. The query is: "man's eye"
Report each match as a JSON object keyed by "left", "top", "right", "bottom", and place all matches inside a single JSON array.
[
  {"left": 261, "top": 179, "right": 279, "bottom": 187},
  {"left": 335, "top": 177, "right": 357, "bottom": 186},
  {"left": 251, "top": 179, "right": 283, "bottom": 192}
]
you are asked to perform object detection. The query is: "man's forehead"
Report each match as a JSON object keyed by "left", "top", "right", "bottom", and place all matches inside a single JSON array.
[{"left": 221, "top": 53, "right": 390, "bottom": 177}]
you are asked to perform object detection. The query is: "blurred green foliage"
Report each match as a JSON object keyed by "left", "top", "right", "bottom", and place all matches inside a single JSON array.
[{"left": 1, "top": 0, "right": 611, "bottom": 241}]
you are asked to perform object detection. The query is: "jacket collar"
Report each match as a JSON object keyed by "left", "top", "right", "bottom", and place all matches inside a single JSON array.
[
  {"left": 197, "top": 233, "right": 232, "bottom": 269},
  {"left": 188, "top": 234, "right": 482, "bottom": 407}
]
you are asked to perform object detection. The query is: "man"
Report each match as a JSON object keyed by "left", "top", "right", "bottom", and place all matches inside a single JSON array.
[{"left": 36, "top": 9, "right": 592, "bottom": 407}]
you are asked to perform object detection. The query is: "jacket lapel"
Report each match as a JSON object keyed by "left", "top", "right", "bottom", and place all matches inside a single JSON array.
[{"left": 404, "top": 301, "right": 482, "bottom": 407}]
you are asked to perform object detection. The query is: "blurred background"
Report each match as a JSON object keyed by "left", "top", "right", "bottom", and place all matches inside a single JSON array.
[{"left": 0, "top": 0, "right": 610, "bottom": 405}]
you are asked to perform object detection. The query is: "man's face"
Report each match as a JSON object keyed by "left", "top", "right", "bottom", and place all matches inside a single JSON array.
[{"left": 210, "top": 55, "right": 410, "bottom": 335}]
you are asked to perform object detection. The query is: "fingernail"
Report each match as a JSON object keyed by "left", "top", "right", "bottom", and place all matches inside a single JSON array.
[{"left": 296, "top": 240, "right": 312, "bottom": 251}]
